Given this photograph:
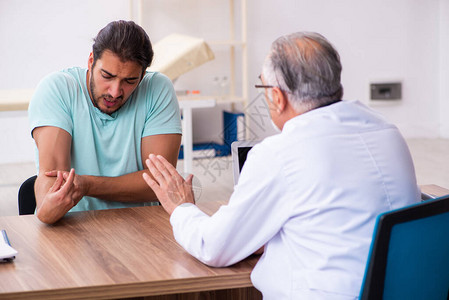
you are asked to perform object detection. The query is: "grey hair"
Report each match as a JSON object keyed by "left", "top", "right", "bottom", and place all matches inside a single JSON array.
[{"left": 262, "top": 32, "right": 343, "bottom": 112}]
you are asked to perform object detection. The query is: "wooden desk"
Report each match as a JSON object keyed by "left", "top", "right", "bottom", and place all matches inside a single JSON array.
[
  {"left": 0, "top": 203, "right": 261, "bottom": 300},
  {"left": 420, "top": 184, "right": 449, "bottom": 199},
  {"left": 2, "top": 186, "right": 446, "bottom": 299}
]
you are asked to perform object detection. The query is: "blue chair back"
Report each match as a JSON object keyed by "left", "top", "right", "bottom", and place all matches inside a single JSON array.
[{"left": 360, "top": 195, "right": 449, "bottom": 299}]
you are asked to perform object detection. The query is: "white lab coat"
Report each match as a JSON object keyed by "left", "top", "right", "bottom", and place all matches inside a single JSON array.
[{"left": 170, "top": 100, "right": 421, "bottom": 299}]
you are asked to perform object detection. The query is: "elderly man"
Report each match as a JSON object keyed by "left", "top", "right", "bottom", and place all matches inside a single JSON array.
[
  {"left": 28, "top": 20, "right": 182, "bottom": 224},
  {"left": 142, "top": 32, "right": 420, "bottom": 299}
]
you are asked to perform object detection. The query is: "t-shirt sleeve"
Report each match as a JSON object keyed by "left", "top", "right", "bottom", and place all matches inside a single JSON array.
[
  {"left": 141, "top": 72, "right": 182, "bottom": 137},
  {"left": 28, "top": 71, "right": 74, "bottom": 138}
]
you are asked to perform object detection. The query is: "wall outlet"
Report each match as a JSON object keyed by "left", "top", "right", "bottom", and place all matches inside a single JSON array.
[{"left": 370, "top": 82, "right": 402, "bottom": 100}]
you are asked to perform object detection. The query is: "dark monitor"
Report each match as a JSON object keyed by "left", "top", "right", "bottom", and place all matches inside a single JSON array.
[
  {"left": 231, "top": 140, "right": 260, "bottom": 185},
  {"left": 236, "top": 146, "right": 252, "bottom": 173},
  {"left": 360, "top": 195, "right": 449, "bottom": 299}
]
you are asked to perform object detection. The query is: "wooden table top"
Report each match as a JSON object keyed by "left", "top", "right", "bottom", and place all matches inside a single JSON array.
[
  {"left": 1, "top": 185, "right": 447, "bottom": 299},
  {"left": 0, "top": 202, "right": 258, "bottom": 300},
  {"left": 420, "top": 184, "right": 449, "bottom": 199}
]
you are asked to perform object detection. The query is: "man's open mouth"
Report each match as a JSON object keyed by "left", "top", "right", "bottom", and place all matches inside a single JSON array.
[{"left": 104, "top": 98, "right": 116, "bottom": 108}]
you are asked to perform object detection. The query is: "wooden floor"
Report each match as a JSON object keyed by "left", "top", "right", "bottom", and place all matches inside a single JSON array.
[{"left": 1, "top": 138, "right": 449, "bottom": 217}]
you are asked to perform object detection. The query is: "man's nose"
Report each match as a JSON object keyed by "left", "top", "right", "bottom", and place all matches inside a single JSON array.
[{"left": 108, "top": 81, "right": 123, "bottom": 99}]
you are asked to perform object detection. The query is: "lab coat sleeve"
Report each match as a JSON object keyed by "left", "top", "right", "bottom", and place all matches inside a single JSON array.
[{"left": 169, "top": 142, "right": 294, "bottom": 267}]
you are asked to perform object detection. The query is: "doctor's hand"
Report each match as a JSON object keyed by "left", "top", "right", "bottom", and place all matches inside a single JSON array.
[{"left": 143, "top": 154, "right": 195, "bottom": 216}]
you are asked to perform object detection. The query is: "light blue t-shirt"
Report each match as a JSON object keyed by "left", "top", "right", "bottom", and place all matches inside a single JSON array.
[{"left": 28, "top": 67, "right": 182, "bottom": 211}]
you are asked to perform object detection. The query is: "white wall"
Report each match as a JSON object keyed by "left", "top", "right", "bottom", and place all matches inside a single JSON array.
[
  {"left": 439, "top": 0, "right": 449, "bottom": 138},
  {"left": 0, "top": 0, "right": 130, "bottom": 164},
  {"left": 0, "top": 111, "right": 34, "bottom": 164},
  {"left": 139, "top": 0, "right": 444, "bottom": 141},
  {"left": 0, "top": 0, "right": 447, "bottom": 164},
  {"left": 0, "top": 0, "right": 130, "bottom": 89},
  {"left": 246, "top": 0, "right": 441, "bottom": 139}
]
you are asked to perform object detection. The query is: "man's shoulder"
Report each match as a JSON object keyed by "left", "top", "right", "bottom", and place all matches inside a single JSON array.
[
  {"left": 40, "top": 67, "right": 85, "bottom": 88},
  {"left": 30, "top": 67, "right": 87, "bottom": 114},
  {"left": 140, "top": 71, "right": 172, "bottom": 87},
  {"left": 132, "top": 71, "right": 176, "bottom": 104}
]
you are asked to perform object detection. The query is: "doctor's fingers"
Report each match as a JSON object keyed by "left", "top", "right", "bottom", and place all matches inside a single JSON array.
[
  {"left": 183, "top": 174, "right": 195, "bottom": 202},
  {"left": 154, "top": 155, "right": 178, "bottom": 174},
  {"left": 142, "top": 172, "right": 163, "bottom": 194},
  {"left": 146, "top": 157, "right": 169, "bottom": 186},
  {"left": 148, "top": 154, "right": 184, "bottom": 185},
  {"left": 181, "top": 174, "right": 194, "bottom": 192},
  {"left": 153, "top": 154, "right": 186, "bottom": 186}
]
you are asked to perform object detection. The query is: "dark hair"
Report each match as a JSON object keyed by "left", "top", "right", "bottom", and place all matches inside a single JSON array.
[
  {"left": 92, "top": 20, "right": 153, "bottom": 75},
  {"left": 263, "top": 32, "right": 343, "bottom": 112}
]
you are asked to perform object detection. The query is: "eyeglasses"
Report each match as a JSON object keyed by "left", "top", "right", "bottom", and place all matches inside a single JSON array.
[
  {"left": 254, "top": 84, "right": 275, "bottom": 89},
  {"left": 255, "top": 75, "right": 276, "bottom": 94},
  {"left": 255, "top": 74, "right": 293, "bottom": 98},
  {"left": 254, "top": 84, "right": 275, "bottom": 94}
]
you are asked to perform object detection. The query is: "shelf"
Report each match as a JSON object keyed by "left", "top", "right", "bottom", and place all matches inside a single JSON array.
[
  {"left": 0, "top": 89, "right": 34, "bottom": 112},
  {"left": 177, "top": 94, "right": 246, "bottom": 104},
  {"left": 208, "top": 40, "right": 246, "bottom": 46},
  {"left": 133, "top": 0, "right": 248, "bottom": 174}
]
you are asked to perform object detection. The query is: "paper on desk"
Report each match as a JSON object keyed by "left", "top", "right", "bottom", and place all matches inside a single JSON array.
[
  {"left": 0, "top": 243, "right": 17, "bottom": 260},
  {"left": 1, "top": 230, "right": 17, "bottom": 260}
]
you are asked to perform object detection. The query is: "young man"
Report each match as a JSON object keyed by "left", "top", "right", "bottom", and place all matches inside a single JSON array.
[
  {"left": 29, "top": 20, "right": 182, "bottom": 224},
  {"left": 142, "top": 32, "right": 421, "bottom": 299}
]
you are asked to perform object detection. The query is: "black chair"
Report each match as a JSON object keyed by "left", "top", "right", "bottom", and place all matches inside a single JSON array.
[{"left": 18, "top": 175, "right": 37, "bottom": 215}]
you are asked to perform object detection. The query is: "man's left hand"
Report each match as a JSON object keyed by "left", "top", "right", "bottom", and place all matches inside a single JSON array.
[{"left": 45, "top": 169, "right": 89, "bottom": 202}]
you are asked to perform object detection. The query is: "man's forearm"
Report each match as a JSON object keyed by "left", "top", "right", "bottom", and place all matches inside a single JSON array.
[
  {"left": 35, "top": 175, "right": 62, "bottom": 223},
  {"left": 35, "top": 174, "right": 54, "bottom": 207},
  {"left": 83, "top": 170, "right": 158, "bottom": 202}
]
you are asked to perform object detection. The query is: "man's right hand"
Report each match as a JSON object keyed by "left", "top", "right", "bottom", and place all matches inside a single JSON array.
[{"left": 36, "top": 169, "right": 81, "bottom": 224}]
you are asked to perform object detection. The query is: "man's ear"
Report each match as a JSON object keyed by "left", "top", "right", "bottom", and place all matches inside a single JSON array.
[
  {"left": 271, "top": 87, "right": 287, "bottom": 113},
  {"left": 87, "top": 52, "right": 94, "bottom": 71}
]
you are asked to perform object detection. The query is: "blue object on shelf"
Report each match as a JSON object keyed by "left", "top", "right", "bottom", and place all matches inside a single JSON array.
[
  {"left": 223, "top": 110, "right": 245, "bottom": 148},
  {"left": 178, "top": 143, "right": 230, "bottom": 159},
  {"left": 178, "top": 110, "right": 245, "bottom": 160}
]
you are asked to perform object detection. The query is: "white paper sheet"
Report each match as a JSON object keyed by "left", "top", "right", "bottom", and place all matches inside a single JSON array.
[{"left": 1, "top": 230, "right": 17, "bottom": 261}]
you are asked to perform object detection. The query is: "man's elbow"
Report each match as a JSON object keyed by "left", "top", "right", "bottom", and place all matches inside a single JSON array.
[
  {"left": 36, "top": 214, "right": 58, "bottom": 225},
  {"left": 36, "top": 207, "right": 63, "bottom": 225}
]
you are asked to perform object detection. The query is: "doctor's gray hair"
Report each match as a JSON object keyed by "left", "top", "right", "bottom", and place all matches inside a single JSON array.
[{"left": 262, "top": 32, "right": 343, "bottom": 112}]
